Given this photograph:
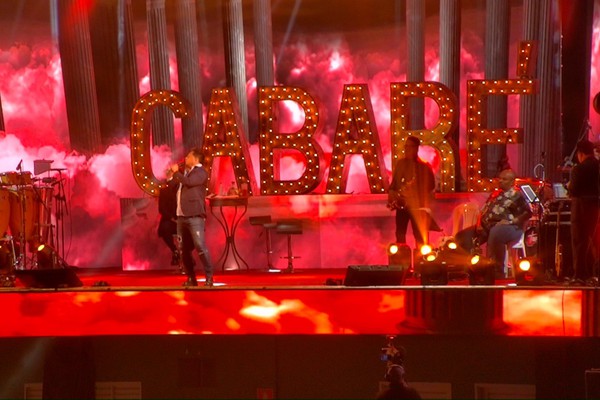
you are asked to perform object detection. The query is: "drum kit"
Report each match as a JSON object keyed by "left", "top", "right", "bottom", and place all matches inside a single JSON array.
[{"left": 0, "top": 160, "right": 68, "bottom": 286}]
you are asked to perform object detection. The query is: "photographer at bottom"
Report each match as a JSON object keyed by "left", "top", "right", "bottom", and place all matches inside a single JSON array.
[
  {"left": 377, "top": 364, "right": 421, "bottom": 400},
  {"left": 377, "top": 339, "right": 421, "bottom": 400}
]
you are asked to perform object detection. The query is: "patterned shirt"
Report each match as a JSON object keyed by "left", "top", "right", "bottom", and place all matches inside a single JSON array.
[{"left": 480, "top": 187, "right": 532, "bottom": 231}]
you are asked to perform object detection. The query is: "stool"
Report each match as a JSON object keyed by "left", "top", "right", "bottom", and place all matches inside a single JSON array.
[
  {"left": 249, "top": 216, "right": 278, "bottom": 270},
  {"left": 275, "top": 219, "right": 303, "bottom": 273},
  {"left": 505, "top": 233, "right": 526, "bottom": 278}
]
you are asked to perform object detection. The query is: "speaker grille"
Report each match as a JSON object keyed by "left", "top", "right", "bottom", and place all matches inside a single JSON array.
[{"left": 343, "top": 265, "right": 407, "bottom": 286}]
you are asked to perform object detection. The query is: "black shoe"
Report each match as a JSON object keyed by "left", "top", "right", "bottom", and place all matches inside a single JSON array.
[
  {"left": 586, "top": 277, "right": 599, "bottom": 287},
  {"left": 204, "top": 277, "right": 214, "bottom": 287},
  {"left": 182, "top": 277, "right": 198, "bottom": 287},
  {"left": 567, "top": 278, "right": 585, "bottom": 286}
]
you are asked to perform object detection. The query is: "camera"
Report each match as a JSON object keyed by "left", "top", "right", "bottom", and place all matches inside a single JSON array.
[{"left": 380, "top": 335, "right": 404, "bottom": 364}]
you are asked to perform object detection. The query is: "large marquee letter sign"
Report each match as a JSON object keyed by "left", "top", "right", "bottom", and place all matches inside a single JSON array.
[
  {"left": 466, "top": 40, "right": 537, "bottom": 191},
  {"left": 202, "top": 88, "right": 258, "bottom": 195},
  {"left": 130, "top": 90, "right": 190, "bottom": 196},
  {"left": 258, "top": 86, "right": 324, "bottom": 195},
  {"left": 326, "top": 84, "right": 388, "bottom": 194},
  {"left": 390, "top": 82, "right": 458, "bottom": 192}
]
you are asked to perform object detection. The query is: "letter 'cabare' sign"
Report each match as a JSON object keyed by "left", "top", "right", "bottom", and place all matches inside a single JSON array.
[{"left": 130, "top": 41, "right": 537, "bottom": 196}]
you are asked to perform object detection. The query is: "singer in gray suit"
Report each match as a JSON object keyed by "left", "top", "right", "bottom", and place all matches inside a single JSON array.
[{"left": 166, "top": 148, "right": 215, "bottom": 287}]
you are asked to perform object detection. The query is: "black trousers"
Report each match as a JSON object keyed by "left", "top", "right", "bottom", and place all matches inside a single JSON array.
[{"left": 571, "top": 198, "right": 599, "bottom": 280}]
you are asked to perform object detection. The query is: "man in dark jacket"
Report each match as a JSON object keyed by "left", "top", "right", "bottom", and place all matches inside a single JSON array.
[
  {"left": 166, "top": 148, "right": 215, "bottom": 287},
  {"left": 157, "top": 184, "right": 180, "bottom": 269},
  {"left": 388, "top": 136, "right": 435, "bottom": 249},
  {"left": 568, "top": 139, "right": 600, "bottom": 285}
]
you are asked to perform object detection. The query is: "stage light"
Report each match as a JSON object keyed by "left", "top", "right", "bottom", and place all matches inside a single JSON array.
[
  {"left": 518, "top": 258, "right": 531, "bottom": 272},
  {"left": 470, "top": 246, "right": 483, "bottom": 265},
  {"left": 445, "top": 240, "right": 458, "bottom": 250},
  {"left": 467, "top": 255, "right": 496, "bottom": 285},
  {"left": 514, "top": 257, "right": 545, "bottom": 286},
  {"left": 36, "top": 244, "right": 66, "bottom": 269},
  {"left": 388, "top": 243, "right": 412, "bottom": 269},
  {"left": 420, "top": 244, "right": 433, "bottom": 256},
  {"left": 425, "top": 251, "right": 438, "bottom": 262}
]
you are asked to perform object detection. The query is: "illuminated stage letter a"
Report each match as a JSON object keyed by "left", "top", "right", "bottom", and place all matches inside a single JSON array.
[
  {"left": 202, "top": 88, "right": 258, "bottom": 195},
  {"left": 326, "top": 84, "right": 387, "bottom": 194}
]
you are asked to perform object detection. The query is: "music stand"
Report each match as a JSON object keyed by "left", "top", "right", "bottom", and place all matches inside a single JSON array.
[{"left": 34, "top": 160, "right": 53, "bottom": 176}]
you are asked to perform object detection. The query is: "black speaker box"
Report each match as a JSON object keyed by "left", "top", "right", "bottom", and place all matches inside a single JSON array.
[
  {"left": 417, "top": 261, "right": 449, "bottom": 285},
  {"left": 343, "top": 265, "right": 407, "bottom": 286},
  {"left": 16, "top": 268, "right": 83, "bottom": 288},
  {"left": 586, "top": 369, "right": 600, "bottom": 399},
  {"left": 468, "top": 264, "right": 495, "bottom": 285}
]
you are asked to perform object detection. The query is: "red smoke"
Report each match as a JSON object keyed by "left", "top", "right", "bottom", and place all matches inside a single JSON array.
[{"left": 0, "top": 5, "right": 597, "bottom": 269}]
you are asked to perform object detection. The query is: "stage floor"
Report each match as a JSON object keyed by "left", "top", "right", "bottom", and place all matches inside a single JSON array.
[{"left": 0, "top": 267, "right": 595, "bottom": 338}]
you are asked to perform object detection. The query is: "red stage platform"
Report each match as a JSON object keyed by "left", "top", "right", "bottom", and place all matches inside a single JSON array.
[{"left": 0, "top": 267, "right": 594, "bottom": 338}]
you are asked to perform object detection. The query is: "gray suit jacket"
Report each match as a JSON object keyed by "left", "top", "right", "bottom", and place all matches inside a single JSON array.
[{"left": 170, "top": 165, "right": 209, "bottom": 218}]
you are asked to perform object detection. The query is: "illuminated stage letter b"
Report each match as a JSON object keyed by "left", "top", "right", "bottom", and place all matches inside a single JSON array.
[{"left": 258, "top": 86, "right": 324, "bottom": 195}]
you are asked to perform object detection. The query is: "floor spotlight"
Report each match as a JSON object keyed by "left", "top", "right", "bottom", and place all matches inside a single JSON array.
[
  {"left": 388, "top": 243, "right": 412, "bottom": 272},
  {"left": 468, "top": 261, "right": 495, "bottom": 285},
  {"left": 36, "top": 244, "right": 66, "bottom": 269},
  {"left": 515, "top": 257, "right": 544, "bottom": 285},
  {"left": 445, "top": 240, "right": 458, "bottom": 251},
  {"left": 425, "top": 251, "right": 438, "bottom": 262},
  {"left": 465, "top": 247, "right": 495, "bottom": 285},
  {"left": 420, "top": 244, "right": 433, "bottom": 256},
  {"left": 416, "top": 247, "right": 448, "bottom": 285},
  {"left": 470, "top": 246, "right": 483, "bottom": 265}
]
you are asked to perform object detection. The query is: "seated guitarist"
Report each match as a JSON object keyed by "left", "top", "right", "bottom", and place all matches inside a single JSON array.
[
  {"left": 455, "top": 169, "right": 532, "bottom": 278},
  {"left": 388, "top": 136, "right": 435, "bottom": 249}
]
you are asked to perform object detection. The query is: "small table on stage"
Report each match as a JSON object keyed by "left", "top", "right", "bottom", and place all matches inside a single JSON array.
[{"left": 208, "top": 195, "right": 249, "bottom": 271}]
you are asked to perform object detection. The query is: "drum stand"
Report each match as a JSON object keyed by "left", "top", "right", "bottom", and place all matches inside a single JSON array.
[
  {"left": 52, "top": 170, "right": 68, "bottom": 263},
  {"left": 0, "top": 235, "right": 17, "bottom": 286},
  {"left": 14, "top": 182, "right": 29, "bottom": 270}
]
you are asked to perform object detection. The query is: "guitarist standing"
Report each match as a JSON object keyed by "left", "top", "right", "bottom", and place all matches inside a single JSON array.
[{"left": 388, "top": 137, "right": 435, "bottom": 249}]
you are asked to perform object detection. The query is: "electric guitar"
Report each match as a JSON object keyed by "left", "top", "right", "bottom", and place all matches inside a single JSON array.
[{"left": 387, "top": 177, "right": 415, "bottom": 210}]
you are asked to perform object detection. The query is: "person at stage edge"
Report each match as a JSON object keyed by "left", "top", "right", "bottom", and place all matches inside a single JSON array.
[
  {"left": 388, "top": 136, "right": 435, "bottom": 249},
  {"left": 166, "top": 148, "right": 215, "bottom": 287},
  {"left": 157, "top": 184, "right": 181, "bottom": 270},
  {"left": 567, "top": 139, "right": 600, "bottom": 286},
  {"left": 455, "top": 169, "right": 532, "bottom": 278},
  {"left": 376, "top": 346, "right": 421, "bottom": 400}
]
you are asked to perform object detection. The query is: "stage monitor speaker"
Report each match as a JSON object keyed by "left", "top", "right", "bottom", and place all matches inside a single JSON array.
[
  {"left": 417, "top": 261, "right": 449, "bottom": 285},
  {"left": 468, "top": 264, "right": 495, "bottom": 286},
  {"left": 16, "top": 268, "right": 83, "bottom": 289},
  {"left": 343, "top": 265, "right": 407, "bottom": 286},
  {"left": 586, "top": 369, "right": 600, "bottom": 399}
]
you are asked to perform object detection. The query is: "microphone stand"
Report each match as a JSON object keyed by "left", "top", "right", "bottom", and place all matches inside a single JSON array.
[{"left": 52, "top": 169, "right": 68, "bottom": 265}]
